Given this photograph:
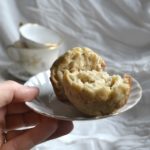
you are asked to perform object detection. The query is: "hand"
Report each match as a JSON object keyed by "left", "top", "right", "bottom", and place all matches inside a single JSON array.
[{"left": 0, "top": 81, "right": 73, "bottom": 150}]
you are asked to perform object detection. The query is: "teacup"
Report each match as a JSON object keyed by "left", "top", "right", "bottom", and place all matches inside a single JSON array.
[
  {"left": 6, "top": 41, "right": 60, "bottom": 75},
  {"left": 19, "top": 23, "right": 62, "bottom": 49}
]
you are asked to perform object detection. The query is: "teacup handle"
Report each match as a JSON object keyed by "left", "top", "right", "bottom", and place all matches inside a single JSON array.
[{"left": 6, "top": 45, "right": 21, "bottom": 62}]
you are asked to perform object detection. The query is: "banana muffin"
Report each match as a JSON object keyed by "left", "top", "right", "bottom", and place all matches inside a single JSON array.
[
  {"left": 50, "top": 47, "right": 106, "bottom": 102},
  {"left": 63, "top": 70, "right": 132, "bottom": 116}
]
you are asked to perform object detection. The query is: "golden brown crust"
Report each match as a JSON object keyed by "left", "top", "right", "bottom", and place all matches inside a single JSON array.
[
  {"left": 50, "top": 47, "right": 106, "bottom": 102},
  {"left": 118, "top": 74, "right": 132, "bottom": 107}
]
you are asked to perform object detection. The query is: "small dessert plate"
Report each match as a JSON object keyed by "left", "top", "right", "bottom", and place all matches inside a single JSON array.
[
  {"left": 25, "top": 70, "right": 142, "bottom": 121},
  {"left": 7, "top": 64, "right": 32, "bottom": 81}
]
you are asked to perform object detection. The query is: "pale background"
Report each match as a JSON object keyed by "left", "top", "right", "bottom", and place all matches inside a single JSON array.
[{"left": 1, "top": 0, "right": 150, "bottom": 149}]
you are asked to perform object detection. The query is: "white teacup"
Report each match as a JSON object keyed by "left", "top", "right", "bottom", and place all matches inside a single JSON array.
[
  {"left": 19, "top": 23, "right": 62, "bottom": 49},
  {"left": 7, "top": 41, "right": 59, "bottom": 75}
]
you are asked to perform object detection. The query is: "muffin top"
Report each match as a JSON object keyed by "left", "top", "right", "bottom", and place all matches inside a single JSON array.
[{"left": 50, "top": 47, "right": 106, "bottom": 102}]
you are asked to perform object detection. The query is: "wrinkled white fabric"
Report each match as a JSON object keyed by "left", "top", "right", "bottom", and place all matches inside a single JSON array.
[{"left": 1, "top": 0, "right": 150, "bottom": 149}]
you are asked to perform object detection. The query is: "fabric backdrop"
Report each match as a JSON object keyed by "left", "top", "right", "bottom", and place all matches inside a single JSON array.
[{"left": 1, "top": 0, "right": 150, "bottom": 149}]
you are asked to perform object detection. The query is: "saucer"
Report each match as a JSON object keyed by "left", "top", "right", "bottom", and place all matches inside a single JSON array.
[
  {"left": 7, "top": 64, "right": 32, "bottom": 81},
  {"left": 25, "top": 70, "right": 142, "bottom": 121}
]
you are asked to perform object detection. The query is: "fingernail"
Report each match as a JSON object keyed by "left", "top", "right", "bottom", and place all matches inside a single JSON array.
[{"left": 25, "top": 86, "right": 39, "bottom": 90}]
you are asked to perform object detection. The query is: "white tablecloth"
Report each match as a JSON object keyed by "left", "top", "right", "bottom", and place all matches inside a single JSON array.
[{"left": 1, "top": 0, "right": 150, "bottom": 149}]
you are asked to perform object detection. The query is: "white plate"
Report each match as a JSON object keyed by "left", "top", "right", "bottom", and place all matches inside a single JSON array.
[
  {"left": 7, "top": 64, "right": 32, "bottom": 81},
  {"left": 25, "top": 70, "right": 142, "bottom": 121}
]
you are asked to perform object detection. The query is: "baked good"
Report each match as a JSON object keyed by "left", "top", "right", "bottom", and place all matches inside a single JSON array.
[
  {"left": 63, "top": 70, "right": 132, "bottom": 116},
  {"left": 50, "top": 46, "right": 132, "bottom": 116},
  {"left": 50, "top": 47, "right": 106, "bottom": 102}
]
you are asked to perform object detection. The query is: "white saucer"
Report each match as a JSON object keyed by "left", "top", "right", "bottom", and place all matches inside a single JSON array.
[
  {"left": 24, "top": 70, "right": 142, "bottom": 121},
  {"left": 7, "top": 64, "right": 32, "bottom": 81}
]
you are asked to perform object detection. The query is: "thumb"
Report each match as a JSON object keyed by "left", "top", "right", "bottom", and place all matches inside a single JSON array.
[{"left": 0, "top": 81, "right": 39, "bottom": 107}]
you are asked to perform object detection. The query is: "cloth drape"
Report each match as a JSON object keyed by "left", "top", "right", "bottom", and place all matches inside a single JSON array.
[{"left": 1, "top": 0, "right": 150, "bottom": 149}]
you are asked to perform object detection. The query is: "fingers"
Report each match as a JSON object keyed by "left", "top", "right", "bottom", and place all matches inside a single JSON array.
[
  {"left": 2, "top": 117, "right": 58, "bottom": 150},
  {"left": 5, "top": 112, "right": 41, "bottom": 131},
  {"left": 6, "top": 130, "right": 26, "bottom": 141},
  {"left": 0, "top": 81, "right": 39, "bottom": 107},
  {"left": 7, "top": 103, "right": 31, "bottom": 115},
  {"left": 0, "top": 108, "right": 6, "bottom": 146},
  {"left": 6, "top": 120, "right": 73, "bottom": 142},
  {"left": 47, "top": 120, "right": 73, "bottom": 140}
]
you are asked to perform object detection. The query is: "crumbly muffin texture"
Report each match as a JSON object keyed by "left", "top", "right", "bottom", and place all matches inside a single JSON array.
[
  {"left": 50, "top": 47, "right": 106, "bottom": 102},
  {"left": 50, "top": 47, "right": 132, "bottom": 116},
  {"left": 63, "top": 70, "right": 131, "bottom": 116}
]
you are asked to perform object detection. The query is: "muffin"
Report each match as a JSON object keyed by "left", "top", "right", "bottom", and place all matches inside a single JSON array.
[
  {"left": 50, "top": 47, "right": 106, "bottom": 102},
  {"left": 63, "top": 70, "right": 132, "bottom": 116}
]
